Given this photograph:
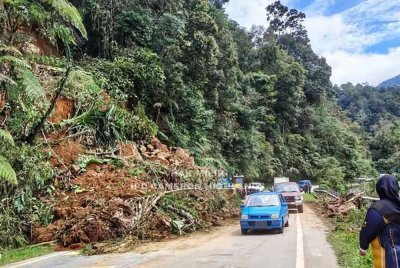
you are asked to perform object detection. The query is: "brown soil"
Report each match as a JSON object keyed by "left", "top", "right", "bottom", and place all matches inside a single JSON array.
[
  {"left": 32, "top": 164, "right": 150, "bottom": 247},
  {"left": 49, "top": 139, "right": 83, "bottom": 167},
  {"left": 33, "top": 137, "right": 236, "bottom": 250},
  {"left": 305, "top": 201, "right": 337, "bottom": 231},
  {"left": 48, "top": 97, "right": 75, "bottom": 124},
  {"left": 18, "top": 27, "right": 60, "bottom": 56}
]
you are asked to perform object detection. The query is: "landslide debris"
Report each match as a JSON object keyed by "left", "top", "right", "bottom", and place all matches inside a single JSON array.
[
  {"left": 33, "top": 137, "right": 239, "bottom": 249},
  {"left": 313, "top": 189, "right": 365, "bottom": 217}
]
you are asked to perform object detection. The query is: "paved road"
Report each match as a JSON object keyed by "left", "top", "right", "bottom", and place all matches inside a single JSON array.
[{"left": 6, "top": 205, "right": 338, "bottom": 268}]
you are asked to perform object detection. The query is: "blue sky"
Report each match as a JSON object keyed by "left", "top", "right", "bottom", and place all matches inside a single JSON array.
[{"left": 226, "top": 0, "right": 400, "bottom": 85}]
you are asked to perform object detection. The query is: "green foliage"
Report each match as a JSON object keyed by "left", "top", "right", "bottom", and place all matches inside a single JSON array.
[
  {"left": 208, "top": 192, "right": 228, "bottom": 211},
  {"left": 0, "top": 129, "right": 15, "bottom": 146},
  {"left": 17, "top": 68, "right": 46, "bottom": 101},
  {"left": 317, "top": 157, "right": 345, "bottom": 193},
  {"left": 0, "top": 55, "right": 31, "bottom": 69},
  {"left": 0, "top": 245, "right": 53, "bottom": 266},
  {"left": 0, "top": 214, "right": 27, "bottom": 248},
  {"left": 63, "top": 103, "right": 157, "bottom": 146},
  {"left": 0, "top": 45, "right": 47, "bottom": 138},
  {"left": 25, "top": 54, "right": 66, "bottom": 68},
  {"left": 63, "top": 69, "right": 102, "bottom": 112},
  {"left": 90, "top": 49, "right": 165, "bottom": 105},
  {"left": 1, "top": 0, "right": 86, "bottom": 47},
  {"left": 337, "top": 83, "right": 400, "bottom": 174},
  {"left": 0, "top": 155, "right": 17, "bottom": 185},
  {"left": 0, "top": 130, "right": 17, "bottom": 185},
  {"left": 0, "top": 144, "right": 53, "bottom": 248},
  {"left": 302, "top": 193, "right": 317, "bottom": 203},
  {"left": 328, "top": 208, "right": 373, "bottom": 268},
  {"left": 328, "top": 231, "right": 373, "bottom": 268},
  {"left": 42, "top": 0, "right": 87, "bottom": 39}
]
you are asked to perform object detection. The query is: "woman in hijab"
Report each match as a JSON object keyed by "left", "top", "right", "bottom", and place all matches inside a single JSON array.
[{"left": 359, "top": 175, "right": 400, "bottom": 268}]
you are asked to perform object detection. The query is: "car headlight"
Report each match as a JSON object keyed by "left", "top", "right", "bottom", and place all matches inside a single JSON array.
[
  {"left": 271, "top": 213, "right": 279, "bottom": 219},
  {"left": 295, "top": 196, "right": 301, "bottom": 200},
  {"left": 241, "top": 214, "right": 248, "bottom": 220}
]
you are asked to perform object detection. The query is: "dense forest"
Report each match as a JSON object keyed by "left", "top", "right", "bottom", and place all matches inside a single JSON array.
[
  {"left": 336, "top": 83, "right": 400, "bottom": 174},
  {"left": 0, "top": 0, "right": 390, "bottom": 249}
]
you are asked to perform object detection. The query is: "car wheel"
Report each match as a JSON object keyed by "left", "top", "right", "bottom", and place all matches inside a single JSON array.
[
  {"left": 298, "top": 204, "right": 304, "bottom": 213},
  {"left": 284, "top": 217, "right": 289, "bottom": 227},
  {"left": 278, "top": 227, "right": 284, "bottom": 234},
  {"left": 241, "top": 228, "right": 248, "bottom": 235}
]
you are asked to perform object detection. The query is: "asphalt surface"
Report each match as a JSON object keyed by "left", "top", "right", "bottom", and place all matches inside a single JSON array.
[{"left": 6, "top": 204, "right": 338, "bottom": 268}]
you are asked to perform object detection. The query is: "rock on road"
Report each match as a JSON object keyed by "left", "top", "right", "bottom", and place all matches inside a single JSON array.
[{"left": 7, "top": 205, "right": 338, "bottom": 268}]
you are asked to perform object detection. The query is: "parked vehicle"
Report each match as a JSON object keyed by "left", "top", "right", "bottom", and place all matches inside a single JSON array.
[
  {"left": 240, "top": 192, "right": 289, "bottom": 234},
  {"left": 298, "top": 180, "right": 312, "bottom": 193},
  {"left": 273, "top": 182, "right": 303, "bottom": 213},
  {"left": 247, "top": 182, "right": 265, "bottom": 194},
  {"left": 273, "top": 177, "right": 289, "bottom": 185},
  {"left": 232, "top": 175, "right": 244, "bottom": 189},
  {"left": 216, "top": 177, "right": 232, "bottom": 189}
]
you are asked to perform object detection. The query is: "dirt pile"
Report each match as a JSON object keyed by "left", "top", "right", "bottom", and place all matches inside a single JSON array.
[
  {"left": 313, "top": 190, "right": 364, "bottom": 217},
  {"left": 139, "top": 138, "right": 195, "bottom": 168},
  {"left": 33, "top": 138, "right": 238, "bottom": 249}
]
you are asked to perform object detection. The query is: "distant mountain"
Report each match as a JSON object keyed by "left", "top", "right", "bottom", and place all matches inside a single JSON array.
[{"left": 379, "top": 74, "right": 400, "bottom": 88}]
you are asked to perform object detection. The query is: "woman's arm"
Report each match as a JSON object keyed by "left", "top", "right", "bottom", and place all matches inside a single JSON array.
[{"left": 359, "top": 207, "right": 386, "bottom": 252}]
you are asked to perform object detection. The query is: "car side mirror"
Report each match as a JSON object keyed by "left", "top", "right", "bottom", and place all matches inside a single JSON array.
[{"left": 240, "top": 204, "right": 245, "bottom": 210}]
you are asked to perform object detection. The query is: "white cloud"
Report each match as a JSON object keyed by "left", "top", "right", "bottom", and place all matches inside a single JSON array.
[
  {"left": 226, "top": 0, "right": 400, "bottom": 85},
  {"left": 324, "top": 48, "right": 400, "bottom": 85},
  {"left": 342, "top": 1, "right": 400, "bottom": 41},
  {"left": 225, "top": 0, "right": 274, "bottom": 28},
  {"left": 304, "top": 15, "right": 378, "bottom": 54},
  {"left": 302, "top": 0, "right": 400, "bottom": 85},
  {"left": 303, "top": 0, "right": 336, "bottom": 15},
  {"left": 225, "top": 0, "right": 293, "bottom": 29}
]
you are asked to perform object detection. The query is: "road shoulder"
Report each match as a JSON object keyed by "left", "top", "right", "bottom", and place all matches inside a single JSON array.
[{"left": 302, "top": 204, "right": 339, "bottom": 268}]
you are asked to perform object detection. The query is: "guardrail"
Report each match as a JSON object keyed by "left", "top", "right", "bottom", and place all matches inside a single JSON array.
[
  {"left": 313, "top": 189, "right": 379, "bottom": 201},
  {"left": 361, "top": 196, "right": 379, "bottom": 201}
]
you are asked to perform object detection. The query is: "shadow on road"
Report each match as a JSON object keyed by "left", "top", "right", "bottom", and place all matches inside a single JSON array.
[{"left": 231, "top": 228, "right": 284, "bottom": 236}]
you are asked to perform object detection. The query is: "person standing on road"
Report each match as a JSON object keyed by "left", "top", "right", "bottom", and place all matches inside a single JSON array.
[
  {"left": 304, "top": 183, "right": 311, "bottom": 194},
  {"left": 359, "top": 175, "right": 400, "bottom": 268}
]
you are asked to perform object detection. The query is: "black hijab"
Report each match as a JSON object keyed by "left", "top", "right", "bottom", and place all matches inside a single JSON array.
[
  {"left": 376, "top": 175, "right": 400, "bottom": 205},
  {"left": 373, "top": 175, "right": 400, "bottom": 223}
]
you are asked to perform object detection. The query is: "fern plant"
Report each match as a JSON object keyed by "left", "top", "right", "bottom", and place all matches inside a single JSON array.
[
  {"left": 0, "top": 129, "right": 17, "bottom": 185},
  {"left": 41, "top": 0, "right": 87, "bottom": 39}
]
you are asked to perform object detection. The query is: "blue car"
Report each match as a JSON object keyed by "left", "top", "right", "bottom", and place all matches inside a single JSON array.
[
  {"left": 240, "top": 192, "right": 289, "bottom": 235},
  {"left": 298, "top": 179, "right": 312, "bottom": 192}
]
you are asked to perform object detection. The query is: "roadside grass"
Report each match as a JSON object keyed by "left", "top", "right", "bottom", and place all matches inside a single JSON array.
[
  {"left": 328, "top": 231, "right": 373, "bottom": 268},
  {"left": 0, "top": 245, "right": 53, "bottom": 266},
  {"left": 328, "top": 208, "right": 373, "bottom": 268},
  {"left": 303, "top": 193, "right": 317, "bottom": 202}
]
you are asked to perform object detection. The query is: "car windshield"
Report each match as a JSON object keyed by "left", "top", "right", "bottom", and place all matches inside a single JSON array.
[
  {"left": 246, "top": 195, "right": 280, "bottom": 207},
  {"left": 275, "top": 183, "right": 299, "bottom": 192},
  {"left": 250, "top": 183, "right": 260, "bottom": 187}
]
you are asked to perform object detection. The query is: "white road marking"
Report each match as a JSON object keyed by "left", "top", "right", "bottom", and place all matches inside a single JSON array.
[
  {"left": 7, "top": 251, "right": 75, "bottom": 268},
  {"left": 296, "top": 214, "right": 305, "bottom": 268}
]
